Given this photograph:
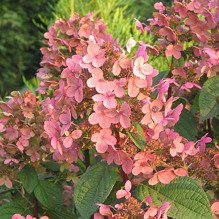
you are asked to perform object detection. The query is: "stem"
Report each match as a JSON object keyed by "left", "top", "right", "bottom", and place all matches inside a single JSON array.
[
  {"left": 207, "top": 119, "right": 213, "bottom": 139},
  {"left": 33, "top": 195, "right": 39, "bottom": 219},
  {"left": 114, "top": 126, "right": 129, "bottom": 183},
  {"left": 84, "top": 149, "right": 90, "bottom": 168},
  {"left": 167, "top": 57, "right": 174, "bottom": 100}
]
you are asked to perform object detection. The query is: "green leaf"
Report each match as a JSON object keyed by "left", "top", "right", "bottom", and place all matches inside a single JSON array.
[
  {"left": 34, "top": 180, "right": 62, "bottom": 209},
  {"left": 19, "top": 165, "right": 38, "bottom": 194},
  {"left": 42, "top": 161, "right": 60, "bottom": 172},
  {"left": 135, "top": 177, "right": 213, "bottom": 219},
  {"left": 0, "top": 197, "right": 31, "bottom": 219},
  {"left": 199, "top": 76, "right": 219, "bottom": 120},
  {"left": 125, "top": 123, "right": 146, "bottom": 150},
  {"left": 174, "top": 108, "right": 198, "bottom": 141},
  {"left": 46, "top": 206, "right": 77, "bottom": 219},
  {"left": 74, "top": 162, "right": 118, "bottom": 219}
]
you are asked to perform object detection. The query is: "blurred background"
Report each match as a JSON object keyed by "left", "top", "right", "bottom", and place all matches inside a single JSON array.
[{"left": 0, "top": 0, "right": 172, "bottom": 98}]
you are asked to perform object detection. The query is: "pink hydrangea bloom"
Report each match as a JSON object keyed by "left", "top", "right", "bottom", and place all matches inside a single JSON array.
[
  {"left": 82, "top": 42, "right": 105, "bottom": 68},
  {"left": 165, "top": 44, "right": 182, "bottom": 59},
  {"left": 91, "top": 129, "right": 117, "bottom": 153},
  {"left": 133, "top": 56, "right": 154, "bottom": 79},
  {"left": 132, "top": 152, "right": 154, "bottom": 176}
]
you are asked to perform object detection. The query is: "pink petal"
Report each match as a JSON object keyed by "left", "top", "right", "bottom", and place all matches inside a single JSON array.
[
  {"left": 96, "top": 141, "right": 108, "bottom": 153},
  {"left": 116, "top": 189, "right": 127, "bottom": 199},
  {"left": 63, "top": 136, "right": 73, "bottom": 148},
  {"left": 125, "top": 180, "right": 132, "bottom": 192},
  {"left": 87, "top": 43, "right": 100, "bottom": 56},
  {"left": 152, "top": 112, "right": 163, "bottom": 123},
  {"left": 71, "top": 130, "right": 82, "bottom": 139}
]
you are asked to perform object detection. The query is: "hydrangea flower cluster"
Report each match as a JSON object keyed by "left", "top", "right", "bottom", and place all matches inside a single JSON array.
[{"left": 0, "top": 0, "right": 218, "bottom": 218}]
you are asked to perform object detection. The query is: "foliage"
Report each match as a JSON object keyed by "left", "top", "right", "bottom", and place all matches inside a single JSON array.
[
  {"left": 0, "top": 0, "right": 56, "bottom": 97},
  {"left": 0, "top": 0, "right": 218, "bottom": 219}
]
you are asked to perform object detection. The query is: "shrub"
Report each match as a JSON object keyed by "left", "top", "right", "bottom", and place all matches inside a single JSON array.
[{"left": 0, "top": 0, "right": 218, "bottom": 219}]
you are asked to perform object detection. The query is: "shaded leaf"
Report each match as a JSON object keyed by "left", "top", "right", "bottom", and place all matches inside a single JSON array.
[
  {"left": 34, "top": 180, "right": 62, "bottom": 209},
  {"left": 199, "top": 76, "right": 219, "bottom": 120},
  {"left": 19, "top": 165, "right": 38, "bottom": 194},
  {"left": 174, "top": 108, "right": 198, "bottom": 141},
  {"left": 135, "top": 177, "right": 213, "bottom": 219},
  {"left": 74, "top": 162, "right": 118, "bottom": 219}
]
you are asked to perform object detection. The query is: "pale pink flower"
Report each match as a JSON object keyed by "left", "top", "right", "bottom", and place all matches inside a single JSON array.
[
  {"left": 133, "top": 56, "right": 154, "bottom": 79},
  {"left": 132, "top": 152, "right": 154, "bottom": 176},
  {"left": 87, "top": 68, "right": 108, "bottom": 93},
  {"left": 144, "top": 202, "right": 171, "bottom": 219},
  {"left": 170, "top": 137, "right": 184, "bottom": 157},
  {"left": 88, "top": 103, "right": 113, "bottom": 128},
  {"left": 4, "top": 158, "right": 19, "bottom": 165},
  {"left": 165, "top": 44, "right": 182, "bottom": 59},
  {"left": 92, "top": 88, "right": 117, "bottom": 109},
  {"left": 82, "top": 42, "right": 105, "bottom": 68},
  {"left": 59, "top": 108, "right": 71, "bottom": 134},
  {"left": 63, "top": 130, "right": 82, "bottom": 148},
  {"left": 126, "top": 37, "right": 136, "bottom": 53},
  {"left": 66, "top": 78, "right": 84, "bottom": 103},
  {"left": 116, "top": 180, "right": 132, "bottom": 199},
  {"left": 128, "top": 76, "right": 148, "bottom": 97},
  {"left": 141, "top": 99, "right": 164, "bottom": 126},
  {"left": 107, "top": 102, "right": 131, "bottom": 128},
  {"left": 113, "top": 78, "right": 126, "bottom": 98},
  {"left": 105, "top": 148, "right": 133, "bottom": 174},
  {"left": 154, "top": 2, "right": 165, "bottom": 13},
  {"left": 148, "top": 168, "right": 176, "bottom": 185},
  {"left": 91, "top": 129, "right": 116, "bottom": 153},
  {"left": 112, "top": 55, "right": 131, "bottom": 76}
]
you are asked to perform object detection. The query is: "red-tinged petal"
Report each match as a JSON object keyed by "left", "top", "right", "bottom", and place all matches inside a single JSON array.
[
  {"left": 87, "top": 43, "right": 100, "bottom": 56},
  {"left": 116, "top": 189, "right": 127, "bottom": 199},
  {"left": 211, "top": 202, "right": 219, "bottom": 215},
  {"left": 104, "top": 135, "right": 117, "bottom": 146},
  {"left": 122, "top": 157, "right": 133, "bottom": 174},
  {"left": 112, "top": 61, "right": 121, "bottom": 76},
  {"left": 125, "top": 180, "right": 132, "bottom": 192},
  {"left": 63, "top": 136, "right": 73, "bottom": 148},
  {"left": 152, "top": 112, "right": 163, "bottom": 123},
  {"left": 96, "top": 141, "right": 108, "bottom": 153},
  {"left": 158, "top": 170, "right": 176, "bottom": 184},
  {"left": 94, "top": 213, "right": 104, "bottom": 219},
  {"left": 142, "top": 166, "right": 153, "bottom": 175},
  {"left": 5, "top": 179, "right": 12, "bottom": 188},
  {"left": 92, "top": 94, "right": 105, "bottom": 102},
  {"left": 92, "top": 58, "right": 105, "bottom": 68},
  {"left": 71, "top": 130, "right": 82, "bottom": 139},
  {"left": 103, "top": 97, "right": 117, "bottom": 109},
  {"left": 120, "top": 115, "right": 130, "bottom": 128},
  {"left": 174, "top": 168, "right": 188, "bottom": 176},
  {"left": 82, "top": 54, "right": 93, "bottom": 63},
  {"left": 128, "top": 78, "right": 139, "bottom": 97},
  {"left": 141, "top": 64, "right": 154, "bottom": 76},
  {"left": 141, "top": 114, "right": 152, "bottom": 125},
  {"left": 132, "top": 166, "right": 141, "bottom": 176}
]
